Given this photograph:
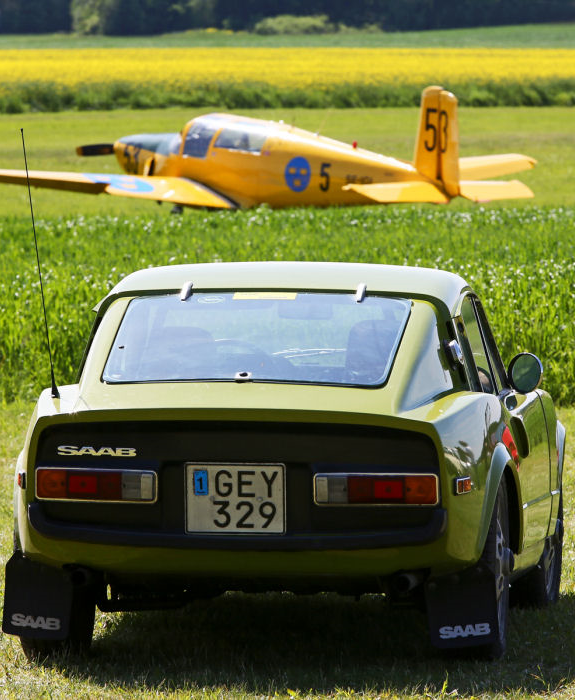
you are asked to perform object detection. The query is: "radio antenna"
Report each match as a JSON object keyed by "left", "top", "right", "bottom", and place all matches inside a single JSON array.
[{"left": 21, "top": 128, "right": 59, "bottom": 399}]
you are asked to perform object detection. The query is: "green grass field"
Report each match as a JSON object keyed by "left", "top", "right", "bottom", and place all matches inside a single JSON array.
[
  {"left": 0, "top": 106, "right": 574, "bottom": 405},
  {"left": 2, "top": 105, "right": 573, "bottom": 214},
  {"left": 1, "top": 23, "right": 574, "bottom": 48},
  {"left": 1, "top": 95, "right": 574, "bottom": 695}
]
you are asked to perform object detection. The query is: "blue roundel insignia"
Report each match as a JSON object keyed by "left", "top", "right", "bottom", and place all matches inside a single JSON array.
[
  {"left": 284, "top": 157, "right": 311, "bottom": 193},
  {"left": 83, "top": 173, "right": 155, "bottom": 194}
]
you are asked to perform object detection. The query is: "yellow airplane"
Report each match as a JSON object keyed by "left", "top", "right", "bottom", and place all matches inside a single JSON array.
[{"left": 0, "top": 86, "right": 535, "bottom": 210}]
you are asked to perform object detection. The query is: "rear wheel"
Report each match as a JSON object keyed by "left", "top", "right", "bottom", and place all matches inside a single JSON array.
[
  {"left": 512, "top": 495, "right": 563, "bottom": 608},
  {"left": 479, "top": 479, "right": 511, "bottom": 659}
]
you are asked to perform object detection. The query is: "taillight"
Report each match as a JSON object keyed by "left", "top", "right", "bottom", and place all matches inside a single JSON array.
[
  {"left": 36, "top": 468, "right": 156, "bottom": 503},
  {"left": 315, "top": 473, "right": 438, "bottom": 506}
]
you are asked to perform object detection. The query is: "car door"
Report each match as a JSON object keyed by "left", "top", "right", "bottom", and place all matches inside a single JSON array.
[{"left": 455, "top": 295, "right": 551, "bottom": 549}]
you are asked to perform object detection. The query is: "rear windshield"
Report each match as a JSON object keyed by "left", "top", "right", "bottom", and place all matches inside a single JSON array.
[{"left": 103, "top": 292, "right": 411, "bottom": 387}]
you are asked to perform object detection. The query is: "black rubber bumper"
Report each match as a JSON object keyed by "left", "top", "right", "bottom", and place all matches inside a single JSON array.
[{"left": 29, "top": 502, "right": 447, "bottom": 551}]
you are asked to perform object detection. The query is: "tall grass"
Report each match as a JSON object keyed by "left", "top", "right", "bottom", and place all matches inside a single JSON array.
[{"left": 1, "top": 205, "right": 573, "bottom": 404}]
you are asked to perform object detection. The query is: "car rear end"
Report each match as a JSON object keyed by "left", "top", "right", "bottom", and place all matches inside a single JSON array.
[
  {"left": 20, "top": 404, "right": 448, "bottom": 595},
  {"left": 4, "top": 262, "right": 478, "bottom": 653}
]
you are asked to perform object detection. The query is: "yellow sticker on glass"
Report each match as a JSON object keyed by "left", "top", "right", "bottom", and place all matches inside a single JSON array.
[{"left": 233, "top": 292, "right": 297, "bottom": 300}]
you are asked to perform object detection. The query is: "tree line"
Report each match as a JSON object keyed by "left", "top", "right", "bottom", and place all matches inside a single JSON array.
[{"left": 0, "top": 0, "right": 573, "bottom": 35}]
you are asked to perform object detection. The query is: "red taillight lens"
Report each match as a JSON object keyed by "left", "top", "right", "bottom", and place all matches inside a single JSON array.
[
  {"left": 36, "top": 469, "right": 67, "bottom": 499},
  {"left": 348, "top": 476, "right": 404, "bottom": 503},
  {"left": 68, "top": 474, "right": 98, "bottom": 497},
  {"left": 315, "top": 473, "right": 438, "bottom": 506},
  {"left": 36, "top": 468, "right": 155, "bottom": 502},
  {"left": 99, "top": 472, "right": 123, "bottom": 500},
  {"left": 405, "top": 476, "right": 438, "bottom": 504}
]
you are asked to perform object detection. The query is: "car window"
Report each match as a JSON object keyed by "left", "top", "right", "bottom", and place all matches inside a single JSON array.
[
  {"left": 457, "top": 296, "right": 497, "bottom": 394},
  {"left": 473, "top": 299, "right": 509, "bottom": 392},
  {"left": 103, "top": 292, "right": 411, "bottom": 387}
]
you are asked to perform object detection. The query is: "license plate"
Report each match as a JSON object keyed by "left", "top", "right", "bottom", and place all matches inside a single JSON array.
[{"left": 185, "top": 463, "right": 285, "bottom": 534}]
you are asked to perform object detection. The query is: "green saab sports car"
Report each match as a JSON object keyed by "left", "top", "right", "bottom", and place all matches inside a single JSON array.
[{"left": 3, "top": 262, "right": 564, "bottom": 659}]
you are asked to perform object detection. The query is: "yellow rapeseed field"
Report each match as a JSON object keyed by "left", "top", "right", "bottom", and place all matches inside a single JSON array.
[{"left": 2, "top": 47, "right": 574, "bottom": 88}]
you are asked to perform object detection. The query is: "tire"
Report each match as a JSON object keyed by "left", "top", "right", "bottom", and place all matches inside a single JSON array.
[
  {"left": 20, "top": 584, "right": 96, "bottom": 660},
  {"left": 512, "top": 495, "right": 563, "bottom": 608},
  {"left": 479, "top": 478, "right": 511, "bottom": 659}
]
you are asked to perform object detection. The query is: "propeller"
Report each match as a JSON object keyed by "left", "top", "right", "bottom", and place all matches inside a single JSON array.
[{"left": 76, "top": 144, "right": 115, "bottom": 156}]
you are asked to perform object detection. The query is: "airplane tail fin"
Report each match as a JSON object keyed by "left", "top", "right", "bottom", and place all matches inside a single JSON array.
[
  {"left": 411, "top": 85, "right": 535, "bottom": 201},
  {"left": 413, "top": 85, "right": 460, "bottom": 198}
]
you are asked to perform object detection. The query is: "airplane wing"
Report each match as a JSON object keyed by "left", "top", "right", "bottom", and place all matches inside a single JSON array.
[
  {"left": 459, "top": 180, "right": 534, "bottom": 202},
  {"left": 0, "top": 170, "right": 236, "bottom": 209},
  {"left": 459, "top": 154, "right": 536, "bottom": 180},
  {"left": 345, "top": 178, "right": 534, "bottom": 204},
  {"left": 343, "top": 181, "right": 449, "bottom": 204}
]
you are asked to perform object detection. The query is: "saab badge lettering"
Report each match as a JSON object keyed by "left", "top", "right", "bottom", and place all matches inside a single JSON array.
[
  {"left": 57, "top": 445, "right": 137, "bottom": 457},
  {"left": 439, "top": 623, "right": 491, "bottom": 639},
  {"left": 11, "top": 614, "right": 61, "bottom": 631}
]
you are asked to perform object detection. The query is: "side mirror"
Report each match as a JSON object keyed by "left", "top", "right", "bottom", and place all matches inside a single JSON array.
[{"left": 508, "top": 353, "right": 543, "bottom": 393}]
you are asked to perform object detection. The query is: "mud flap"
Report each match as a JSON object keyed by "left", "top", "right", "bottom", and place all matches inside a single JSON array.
[
  {"left": 2, "top": 552, "right": 73, "bottom": 640},
  {"left": 425, "top": 562, "right": 501, "bottom": 649}
]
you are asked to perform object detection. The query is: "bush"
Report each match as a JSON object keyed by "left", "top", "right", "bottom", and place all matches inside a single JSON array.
[
  {"left": 253, "top": 14, "right": 335, "bottom": 35},
  {"left": 554, "top": 91, "right": 575, "bottom": 106}
]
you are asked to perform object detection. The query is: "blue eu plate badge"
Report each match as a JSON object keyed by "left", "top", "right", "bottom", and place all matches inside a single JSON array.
[{"left": 193, "top": 469, "right": 209, "bottom": 496}]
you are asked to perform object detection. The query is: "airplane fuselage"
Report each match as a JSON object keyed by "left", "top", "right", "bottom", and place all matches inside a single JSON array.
[{"left": 114, "top": 114, "right": 422, "bottom": 209}]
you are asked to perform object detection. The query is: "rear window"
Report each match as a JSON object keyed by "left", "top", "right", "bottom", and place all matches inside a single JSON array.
[{"left": 103, "top": 292, "right": 411, "bottom": 387}]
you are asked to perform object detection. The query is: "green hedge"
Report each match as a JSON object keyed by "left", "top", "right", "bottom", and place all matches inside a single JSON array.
[{"left": 1, "top": 78, "right": 574, "bottom": 114}]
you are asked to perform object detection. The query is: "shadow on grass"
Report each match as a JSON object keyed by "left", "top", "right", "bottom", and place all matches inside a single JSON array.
[{"left": 39, "top": 589, "right": 575, "bottom": 695}]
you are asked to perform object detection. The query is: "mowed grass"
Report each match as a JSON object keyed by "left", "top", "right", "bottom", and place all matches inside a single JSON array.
[
  {"left": 1, "top": 105, "right": 573, "bottom": 213},
  {"left": 0, "top": 402, "right": 574, "bottom": 698},
  {"left": 0, "top": 22, "right": 574, "bottom": 48}
]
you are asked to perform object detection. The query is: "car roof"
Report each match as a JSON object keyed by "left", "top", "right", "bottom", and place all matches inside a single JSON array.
[{"left": 100, "top": 262, "right": 471, "bottom": 317}]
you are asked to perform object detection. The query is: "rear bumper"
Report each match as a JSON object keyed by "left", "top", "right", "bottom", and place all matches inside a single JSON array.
[{"left": 29, "top": 502, "right": 447, "bottom": 551}]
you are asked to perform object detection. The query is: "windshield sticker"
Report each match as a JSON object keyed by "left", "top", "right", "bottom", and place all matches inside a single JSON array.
[
  {"left": 197, "top": 296, "right": 225, "bottom": 304},
  {"left": 233, "top": 292, "right": 297, "bottom": 300}
]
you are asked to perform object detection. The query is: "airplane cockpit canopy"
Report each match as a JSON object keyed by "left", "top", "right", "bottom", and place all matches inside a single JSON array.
[{"left": 182, "top": 115, "right": 272, "bottom": 158}]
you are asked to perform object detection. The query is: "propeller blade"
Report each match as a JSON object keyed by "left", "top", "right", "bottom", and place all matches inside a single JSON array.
[{"left": 76, "top": 144, "right": 115, "bottom": 156}]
